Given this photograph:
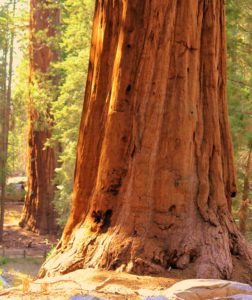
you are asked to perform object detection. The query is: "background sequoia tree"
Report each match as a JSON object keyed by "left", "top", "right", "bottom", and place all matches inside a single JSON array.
[
  {"left": 40, "top": 0, "right": 252, "bottom": 279},
  {"left": 19, "top": 0, "right": 59, "bottom": 234}
]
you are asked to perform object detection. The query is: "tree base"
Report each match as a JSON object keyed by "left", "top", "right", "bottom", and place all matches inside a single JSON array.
[
  {"left": 38, "top": 209, "right": 252, "bottom": 282},
  {"left": 19, "top": 215, "right": 57, "bottom": 235}
]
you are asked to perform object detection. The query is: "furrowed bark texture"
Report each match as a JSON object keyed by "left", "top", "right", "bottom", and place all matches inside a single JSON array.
[
  {"left": 19, "top": 0, "right": 58, "bottom": 234},
  {"left": 40, "top": 0, "right": 252, "bottom": 278}
]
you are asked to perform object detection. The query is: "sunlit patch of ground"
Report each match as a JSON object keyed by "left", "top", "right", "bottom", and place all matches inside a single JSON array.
[
  {"left": 4, "top": 203, "right": 22, "bottom": 226},
  {"left": 0, "top": 201, "right": 58, "bottom": 293},
  {"left": 2, "top": 202, "right": 58, "bottom": 252},
  {"left": 0, "top": 257, "right": 43, "bottom": 288},
  {"left": 1, "top": 266, "right": 252, "bottom": 299},
  {"left": 0, "top": 268, "right": 180, "bottom": 299}
]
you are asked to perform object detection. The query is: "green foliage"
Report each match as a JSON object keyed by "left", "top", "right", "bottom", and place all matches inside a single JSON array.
[
  {"left": 0, "top": 1, "right": 29, "bottom": 177},
  {"left": 0, "top": 256, "right": 9, "bottom": 266},
  {"left": 8, "top": 57, "right": 28, "bottom": 174},
  {"left": 46, "top": 246, "right": 55, "bottom": 258},
  {"left": 51, "top": 0, "right": 94, "bottom": 227},
  {"left": 226, "top": 0, "right": 252, "bottom": 231},
  {"left": 226, "top": 0, "right": 252, "bottom": 151},
  {"left": 29, "top": 72, "right": 57, "bottom": 131},
  {"left": 7, "top": 0, "right": 94, "bottom": 227},
  {"left": 0, "top": 1, "right": 18, "bottom": 191}
]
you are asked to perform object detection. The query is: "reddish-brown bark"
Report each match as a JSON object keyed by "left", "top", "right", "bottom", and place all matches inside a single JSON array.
[
  {"left": 39, "top": 0, "right": 252, "bottom": 278},
  {"left": 19, "top": 0, "right": 59, "bottom": 234}
]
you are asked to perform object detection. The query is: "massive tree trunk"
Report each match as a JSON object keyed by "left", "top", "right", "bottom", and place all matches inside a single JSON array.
[
  {"left": 39, "top": 0, "right": 252, "bottom": 279},
  {"left": 19, "top": 0, "right": 59, "bottom": 234}
]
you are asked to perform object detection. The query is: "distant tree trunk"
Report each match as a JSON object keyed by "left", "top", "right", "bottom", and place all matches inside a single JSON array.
[
  {"left": 40, "top": 0, "right": 252, "bottom": 279},
  {"left": 239, "top": 149, "right": 252, "bottom": 235},
  {"left": 0, "top": 0, "right": 16, "bottom": 241},
  {"left": 0, "top": 45, "right": 8, "bottom": 243},
  {"left": 19, "top": 0, "right": 59, "bottom": 234}
]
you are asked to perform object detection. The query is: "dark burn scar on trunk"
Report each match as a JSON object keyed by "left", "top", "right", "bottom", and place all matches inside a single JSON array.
[{"left": 92, "top": 209, "right": 113, "bottom": 233}]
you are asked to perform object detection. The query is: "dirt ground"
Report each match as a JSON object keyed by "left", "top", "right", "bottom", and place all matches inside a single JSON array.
[
  {"left": 0, "top": 202, "right": 58, "bottom": 287},
  {"left": 2, "top": 202, "right": 57, "bottom": 255},
  {"left": 1, "top": 257, "right": 44, "bottom": 287},
  {"left": 0, "top": 268, "right": 180, "bottom": 299},
  {"left": 1, "top": 265, "right": 252, "bottom": 300}
]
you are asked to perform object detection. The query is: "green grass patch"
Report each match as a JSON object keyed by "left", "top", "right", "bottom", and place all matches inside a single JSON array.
[
  {"left": 0, "top": 257, "right": 10, "bottom": 266},
  {"left": 46, "top": 246, "right": 55, "bottom": 258},
  {"left": 0, "top": 256, "right": 42, "bottom": 266}
]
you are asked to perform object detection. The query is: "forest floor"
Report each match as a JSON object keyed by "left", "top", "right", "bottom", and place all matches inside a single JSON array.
[
  {"left": 3, "top": 202, "right": 57, "bottom": 253},
  {"left": 0, "top": 268, "right": 181, "bottom": 299},
  {"left": 0, "top": 202, "right": 57, "bottom": 288},
  {"left": 1, "top": 266, "right": 252, "bottom": 299}
]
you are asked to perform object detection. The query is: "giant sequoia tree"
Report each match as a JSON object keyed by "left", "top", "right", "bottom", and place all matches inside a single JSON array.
[
  {"left": 40, "top": 0, "right": 252, "bottom": 279},
  {"left": 19, "top": 0, "right": 59, "bottom": 234}
]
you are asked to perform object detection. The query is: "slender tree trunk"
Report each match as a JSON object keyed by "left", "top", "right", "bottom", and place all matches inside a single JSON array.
[
  {"left": 40, "top": 0, "right": 252, "bottom": 279},
  {"left": 239, "top": 149, "right": 252, "bottom": 235},
  {"left": 0, "top": 44, "right": 8, "bottom": 242},
  {"left": 19, "top": 0, "right": 59, "bottom": 234},
  {"left": 0, "top": 39, "right": 8, "bottom": 244},
  {"left": 0, "top": 0, "right": 16, "bottom": 240}
]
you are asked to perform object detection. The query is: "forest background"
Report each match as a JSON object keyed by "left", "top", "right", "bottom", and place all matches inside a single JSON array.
[{"left": 0, "top": 0, "right": 251, "bottom": 237}]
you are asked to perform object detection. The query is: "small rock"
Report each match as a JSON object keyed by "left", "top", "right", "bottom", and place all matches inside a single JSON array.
[
  {"left": 213, "top": 295, "right": 252, "bottom": 300},
  {"left": 0, "top": 275, "right": 11, "bottom": 288},
  {"left": 163, "top": 279, "right": 252, "bottom": 300}
]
